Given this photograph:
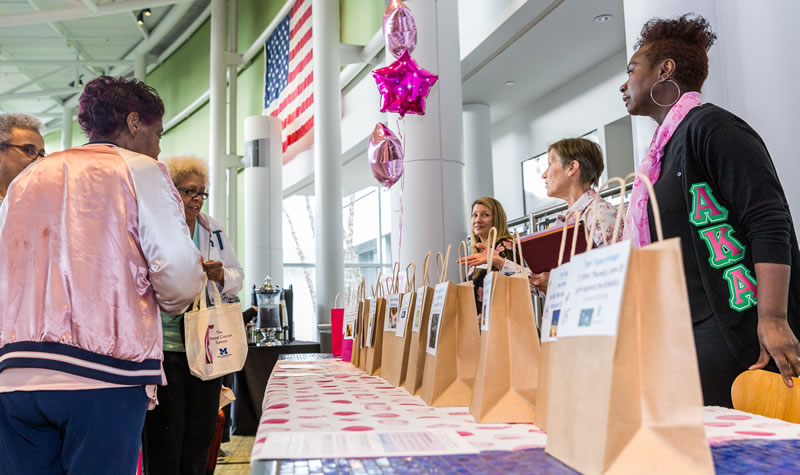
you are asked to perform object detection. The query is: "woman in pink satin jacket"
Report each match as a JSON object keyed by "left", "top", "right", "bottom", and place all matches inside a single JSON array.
[{"left": 0, "top": 76, "right": 205, "bottom": 474}]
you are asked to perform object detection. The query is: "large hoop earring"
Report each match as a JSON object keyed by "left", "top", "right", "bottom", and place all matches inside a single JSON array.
[{"left": 650, "top": 79, "right": 681, "bottom": 107}]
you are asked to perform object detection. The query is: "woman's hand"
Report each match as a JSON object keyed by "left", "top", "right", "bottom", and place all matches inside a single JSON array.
[
  {"left": 530, "top": 272, "right": 550, "bottom": 294},
  {"left": 750, "top": 316, "right": 800, "bottom": 387},
  {"left": 457, "top": 243, "right": 504, "bottom": 270},
  {"left": 203, "top": 260, "right": 225, "bottom": 286}
]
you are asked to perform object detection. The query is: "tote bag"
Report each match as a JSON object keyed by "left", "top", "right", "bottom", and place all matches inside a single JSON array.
[{"left": 185, "top": 279, "right": 248, "bottom": 381}]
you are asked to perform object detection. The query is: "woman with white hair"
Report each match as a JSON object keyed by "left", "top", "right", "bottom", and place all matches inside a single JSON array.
[
  {"left": 0, "top": 113, "right": 44, "bottom": 206},
  {"left": 142, "top": 156, "right": 244, "bottom": 475}
]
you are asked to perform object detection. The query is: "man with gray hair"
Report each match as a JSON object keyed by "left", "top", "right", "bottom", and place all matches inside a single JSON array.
[{"left": 0, "top": 113, "right": 45, "bottom": 205}]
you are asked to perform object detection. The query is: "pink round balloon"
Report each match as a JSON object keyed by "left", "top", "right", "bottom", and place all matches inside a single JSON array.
[
  {"left": 383, "top": 0, "right": 417, "bottom": 59},
  {"left": 372, "top": 50, "right": 438, "bottom": 117},
  {"left": 368, "top": 123, "right": 404, "bottom": 188}
]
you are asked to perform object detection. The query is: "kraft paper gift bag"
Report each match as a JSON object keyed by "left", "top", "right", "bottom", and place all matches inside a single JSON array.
[
  {"left": 358, "top": 276, "right": 372, "bottom": 371},
  {"left": 364, "top": 277, "right": 387, "bottom": 375},
  {"left": 545, "top": 175, "right": 713, "bottom": 475},
  {"left": 535, "top": 209, "right": 593, "bottom": 431},
  {"left": 386, "top": 263, "right": 418, "bottom": 387},
  {"left": 404, "top": 252, "right": 435, "bottom": 396},
  {"left": 342, "top": 292, "right": 357, "bottom": 363},
  {"left": 421, "top": 242, "right": 481, "bottom": 407},
  {"left": 470, "top": 229, "right": 540, "bottom": 423},
  {"left": 348, "top": 279, "right": 366, "bottom": 368},
  {"left": 381, "top": 263, "right": 402, "bottom": 383},
  {"left": 184, "top": 278, "right": 248, "bottom": 381}
]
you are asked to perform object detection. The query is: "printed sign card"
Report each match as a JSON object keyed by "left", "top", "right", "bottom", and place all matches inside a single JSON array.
[
  {"left": 384, "top": 294, "right": 400, "bottom": 332},
  {"left": 556, "top": 241, "right": 631, "bottom": 338},
  {"left": 426, "top": 283, "right": 448, "bottom": 356},
  {"left": 366, "top": 299, "right": 378, "bottom": 347},
  {"left": 412, "top": 287, "right": 426, "bottom": 333},
  {"left": 396, "top": 293, "right": 411, "bottom": 338},
  {"left": 343, "top": 305, "right": 356, "bottom": 340},
  {"left": 540, "top": 263, "right": 572, "bottom": 343},
  {"left": 480, "top": 272, "right": 494, "bottom": 333}
]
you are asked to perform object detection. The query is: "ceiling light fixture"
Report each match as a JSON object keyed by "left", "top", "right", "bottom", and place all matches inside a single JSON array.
[
  {"left": 594, "top": 14, "right": 613, "bottom": 23},
  {"left": 143, "top": 8, "right": 151, "bottom": 16},
  {"left": 505, "top": 80, "right": 515, "bottom": 86},
  {"left": 136, "top": 11, "right": 145, "bottom": 25}
]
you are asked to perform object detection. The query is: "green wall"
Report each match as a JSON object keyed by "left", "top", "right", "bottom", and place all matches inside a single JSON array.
[{"left": 44, "top": 0, "right": 384, "bottom": 275}]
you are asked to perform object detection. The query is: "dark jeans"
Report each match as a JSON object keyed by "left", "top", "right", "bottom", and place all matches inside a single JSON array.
[
  {"left": 142, "top": 351, "right": 222, "bottom": 475},
  {"left": 0, "top": 387, "right": 147, "bottom": 475}
]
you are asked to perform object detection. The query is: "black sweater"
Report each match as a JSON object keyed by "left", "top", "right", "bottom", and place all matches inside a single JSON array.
[{"left": 647, "top": 103, "right": 800, "bottom": 368}]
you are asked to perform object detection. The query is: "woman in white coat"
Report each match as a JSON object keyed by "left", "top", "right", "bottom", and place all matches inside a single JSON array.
[{"left": 142, "top": 156, "right": 244, "bottom": 475}]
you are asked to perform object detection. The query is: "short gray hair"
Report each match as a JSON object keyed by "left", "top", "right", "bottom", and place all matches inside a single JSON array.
[{"left": 0, "top": 113, "right": 42, "bottom": 143}]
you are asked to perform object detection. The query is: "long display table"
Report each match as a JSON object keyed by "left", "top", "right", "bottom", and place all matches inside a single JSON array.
[{"left": 250, "top": 357, "right": 800, "bottom": 473}]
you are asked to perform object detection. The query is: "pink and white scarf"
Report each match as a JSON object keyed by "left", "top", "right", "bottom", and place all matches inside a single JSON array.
[{"left": 626, "top": 91, "right": 703, "bottom": 248}]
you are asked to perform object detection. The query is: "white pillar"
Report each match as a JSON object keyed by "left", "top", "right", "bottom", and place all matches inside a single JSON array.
[
  {"left": 208, "top": 0, "right": 227, "bottom": 223},
  {"left": 462, "top": 103, "right": 493, "bottom": 203},
  {"left": 226, "top": 0, "right": 238, "bottom": 250},
  {"left": 622, "top": 1, "right": 724, "bottom": 167},
  {"left": 134, "top": 53, "right": 147, "bottom": 82},
  {"left": 60, "top": 106, "right": 72, "bottom": 152},
  {"left": 392, "top": 0, "right": 465, "bottom": 283},
  {"left": 312, "top": 0, "right": 344, "bottom": 327},
  {"left": 243, "top": 116, "right": 283, "bottom": 302}
]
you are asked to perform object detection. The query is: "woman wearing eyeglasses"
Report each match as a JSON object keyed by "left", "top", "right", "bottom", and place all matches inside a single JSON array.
[
  {"left": 141, "top": 156, "right": 243, "bottom": 475},
  {"left": 0, "top": 113, "right": 45, "bottom": 206}
]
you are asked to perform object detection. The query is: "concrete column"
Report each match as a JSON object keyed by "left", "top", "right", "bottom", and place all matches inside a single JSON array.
[
  {"left": 208, "top": 0, "right": 227, "bottom": 223},
  {"left": 312, "top": 0, "right": 344, "bottom": 327},
  {"left": 622, "top": 1, "right": 724, "bottom": 167},
  {"left": 134, "top": 53, "right": 147, "bottom": 82},
  {"left": 226, "top": 0, "right": 238, "bottom": 250},
  {"left": 462, "top": 103, "right": 493, "bottom": 203},
  {"left": 392, "top": 0, "right": 466, "bottom": 283},
  {"left": 60, "top": 106, "right": 72, "bottom": 152}
]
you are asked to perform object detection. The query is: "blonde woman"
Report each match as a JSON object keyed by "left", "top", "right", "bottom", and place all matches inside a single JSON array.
[
  {"left": 142, "top": 156, "right": 243, "bottom": 475},
  {"left": 458, "top": 197, "right": 525, "bottom": 316}
]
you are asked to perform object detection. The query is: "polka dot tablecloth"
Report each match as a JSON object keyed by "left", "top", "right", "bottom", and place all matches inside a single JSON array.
[{"left": 252, "top": 359, "right": 800, "bottom": 461}]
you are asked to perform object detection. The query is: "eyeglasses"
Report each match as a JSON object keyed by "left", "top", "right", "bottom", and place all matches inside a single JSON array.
[
  {"left": 1, "top": 143, "right": 46, "bottom": 160},
  {"left": 176, "top": 186, "right": 209, "bottom": 200}
]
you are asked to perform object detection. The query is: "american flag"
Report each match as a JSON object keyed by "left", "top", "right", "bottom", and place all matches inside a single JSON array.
[{"left": 264, "top": 0, "right": 313, "bottom": 163}]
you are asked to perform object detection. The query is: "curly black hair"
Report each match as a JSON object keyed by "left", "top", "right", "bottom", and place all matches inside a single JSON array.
[
  {"left": 78, "top": 76, "right": 165, "bottom": 139},
  {"left": 634, "top": 13, "right": 717, "bottom": 92}
]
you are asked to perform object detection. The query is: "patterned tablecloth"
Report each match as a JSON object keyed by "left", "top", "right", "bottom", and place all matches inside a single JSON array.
[{"left": 252, "top": 358, "right": 800, "bottom": 462}]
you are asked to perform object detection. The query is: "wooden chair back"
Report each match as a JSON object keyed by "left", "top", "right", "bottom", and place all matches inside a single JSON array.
[{"left": 731, "top": 370, "right": 800, "bottom": 423}]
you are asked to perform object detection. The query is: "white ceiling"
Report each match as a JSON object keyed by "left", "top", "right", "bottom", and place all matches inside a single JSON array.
[{"left": 0, "top": 0, "right": 207, "bottom": 130}]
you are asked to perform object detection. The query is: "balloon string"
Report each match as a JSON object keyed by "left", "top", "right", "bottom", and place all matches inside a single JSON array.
[{"left": 395, "top": 117, "right": 405, "bottom": 271}]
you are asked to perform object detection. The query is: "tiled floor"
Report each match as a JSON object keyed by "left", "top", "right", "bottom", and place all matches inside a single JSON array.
[{"left": 215, "top": 436, "right": 255, "bottom": 474}]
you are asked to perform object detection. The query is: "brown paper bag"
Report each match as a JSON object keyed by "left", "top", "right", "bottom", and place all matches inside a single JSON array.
[
  {"left": 421, "top": 242, "right": 481, "bottom": 407},
  {"left": 404, "top": 252, "right": 435, "bottom": 396},
  {"left": 364, "top": 278, "right": 387, "bottom": 375},
  {"left": 536, "top": 206, "right": 604, "bottom": 431},
  {"left": 471, "top": 229, "right": 541, "bottom": 423},
  {"left": 349, "top": 279, "right": 366, "bottom": 369},
  {"left": 385, "top": 263, "right": 418, "bottom": 387},
  {"left": 381, "top": 263, "right": 402, "bottom": 383},
  {"left": 545, "top": 174, "right": 713, "bottom": 475}
]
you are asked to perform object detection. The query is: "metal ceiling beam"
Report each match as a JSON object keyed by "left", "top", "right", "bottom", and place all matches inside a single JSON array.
[
  {"left": 0, "top": 65, "right": 70, "bottom": 96},
  {"left": 0, "top": 87, "right": 82, "bottom": 100},
  {"left": 1, "top": 60, "right": 133, "bottom": 66},
  {"left": 0, "top": 0, "right": 192, "bottom": 27}
]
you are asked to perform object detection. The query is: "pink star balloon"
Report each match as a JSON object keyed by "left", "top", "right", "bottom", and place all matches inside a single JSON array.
[
  {"left": 372, "top": 50, "right": 438, "bottom": 117},
  {"left": 368, "top": 123, "right": 404, "bottom": 188}
]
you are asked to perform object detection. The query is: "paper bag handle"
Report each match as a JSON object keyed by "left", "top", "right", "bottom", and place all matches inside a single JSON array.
[
  {"left": 436, "top": 244, "right": 452, "bottom": 283},
  {"left": 420, "top": 252, "right": 431, "bottom": 287},
  {"left": 334, "top": 292, "right": 341, "bottom": 309},
  {"left": 458, "top": 240, "right": 471, "bottom": 283},
  {"left": 390, "top": 262, "right": 400, "bottom": 294},
  {"left": 359, "top": 277, "right": 366, "bottom": 301},
  {"left": 557, "top": 210, "right": 588, "bottom": 267},
  {"left": 624, "top": 172, "right": 664, "bottom": 242},
  {"left": 372, "top": 272, "right": 382, "bottom": 299},
  {"left": 405, "top": 263, "right": 416, "bottom": 293},
  {"left": 484, "top": 227, "right": 499, "bottom": 278}
]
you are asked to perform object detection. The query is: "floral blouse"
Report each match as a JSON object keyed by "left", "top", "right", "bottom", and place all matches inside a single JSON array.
[
  {"left": 467, "top": 238, "right": 520, "bottom": 316},
  {"left": 557, "top": 189, "right": 622, "bottom": 248}
]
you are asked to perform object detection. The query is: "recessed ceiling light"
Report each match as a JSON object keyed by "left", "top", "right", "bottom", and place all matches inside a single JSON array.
[
  {"left": 505, "top": 80, "right": 515, "bottom": 86},
  {"left": 594, "top": 14, "right": 613, "bottom": 23}
]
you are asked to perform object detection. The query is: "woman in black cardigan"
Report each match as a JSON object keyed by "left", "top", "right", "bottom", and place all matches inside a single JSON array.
[{"left": 620, "top": 13, "right": 800, "bottom": 406}]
